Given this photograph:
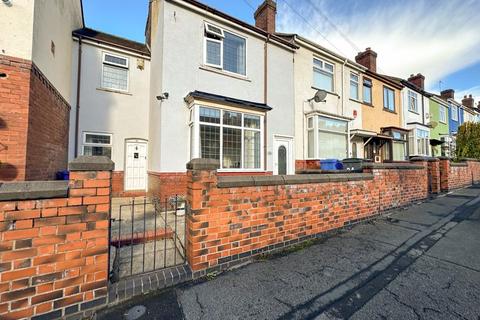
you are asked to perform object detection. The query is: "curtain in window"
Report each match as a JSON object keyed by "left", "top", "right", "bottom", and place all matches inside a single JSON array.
[
  {"left": 223, "top": 127, "right": 242, "bottom": 168},
  {"left": 223, "top": 32, "right": 246, "bottom": 75},
  {"left": 318, "top": 132, "right": 347, "bottom": 159},
  {"left": 392, "top": 141, "right": 405, "bottom": 161},
  {"left": 313, "top": 69, "right": 333, "bottom": 92}
]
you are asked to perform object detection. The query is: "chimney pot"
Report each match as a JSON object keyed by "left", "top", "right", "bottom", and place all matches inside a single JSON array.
[
  {"left": 462, "top": 94, "right": 474, "bottom": 109},
  {"left": 355, "top": 48, "right": 377, "bottom": 73},
  {"left": 254, "top": 0, "right": 277, "bottom": 34}
]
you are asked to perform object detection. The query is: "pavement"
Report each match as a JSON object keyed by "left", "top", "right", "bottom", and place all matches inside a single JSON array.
[{"left": 99, "top": 185, "right": 480, "bottom": 320}]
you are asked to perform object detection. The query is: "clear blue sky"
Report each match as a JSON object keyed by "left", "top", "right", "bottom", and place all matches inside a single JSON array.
[{"left": 83, "top": 0, "right": 480, "bottom": 101}]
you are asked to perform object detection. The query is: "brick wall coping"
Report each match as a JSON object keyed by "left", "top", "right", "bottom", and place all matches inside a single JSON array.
[
  {"left": 410, "top": 156, "right": 440, "bottom": 162},
  {"left": 437, "top": 156, "right": 451, "bottom": 160},
  {"left": 217, "top": 173, "right": 373, "bottom": 188},
  {"left": 459, "top": 158, "right": 480, "bottom": 162},
  {"left": 0, "top": 180, "right": 68, "bottom": 201},
  {"left": 186, "top": 158, "right": 220, "bottom": 171},
  {"left": 296, "top": 169, "right": 362, "bottom": 174},
  {"left": 450, "top": 162, "right": 468, "bottom": 167},
  {"left": 69, "top": 155, "right": 115, "bottom": 171},
  {"left": 362, "top": 163, "right": 424, "bottom": 170}
]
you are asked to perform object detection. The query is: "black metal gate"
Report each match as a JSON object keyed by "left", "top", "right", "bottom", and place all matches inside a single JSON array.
[{"left": 108, "top": 196, "right": 186, "bottom": 282}]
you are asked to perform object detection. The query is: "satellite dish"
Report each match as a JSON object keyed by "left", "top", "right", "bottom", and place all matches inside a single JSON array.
[
  {"left": 309, "top": 90, "right": 327, "bottom": 103},
  {"left": 428, "top": 121, "right": 438, "bottom": 129}
]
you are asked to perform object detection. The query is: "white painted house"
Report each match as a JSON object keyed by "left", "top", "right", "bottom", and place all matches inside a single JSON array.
[{"left": 276, "top": 34, "right": 365, "bottom": 169}]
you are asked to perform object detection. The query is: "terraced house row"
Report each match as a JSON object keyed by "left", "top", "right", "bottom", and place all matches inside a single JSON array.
[{"left": 1, "top": 0, "right": 479, "bottom": 200}]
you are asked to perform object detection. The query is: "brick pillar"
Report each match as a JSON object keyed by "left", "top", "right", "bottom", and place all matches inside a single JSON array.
[
  {"left": 185, "top": 159, "right": 219, "bottom": 272},
  {"left": 410, "top": 157, "right": 429, "bottom": 195},
  {"left": 0, "top": 156, "right": 113, "bottom": 320},
  {"left": 424, "top": 158, "right": 440, "bottom": 194},
  {"left": 439, "top": 157, "right": 450, "bottom": 192}
]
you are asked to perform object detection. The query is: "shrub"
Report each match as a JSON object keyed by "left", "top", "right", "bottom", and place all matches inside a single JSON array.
[{"left": 456, "top": 122, "right": 480, "bottom": 159}]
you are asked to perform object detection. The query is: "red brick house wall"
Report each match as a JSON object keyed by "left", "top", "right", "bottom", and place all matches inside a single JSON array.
[{"left": 0, "top": 54, "right": 70, "bottom": 182}]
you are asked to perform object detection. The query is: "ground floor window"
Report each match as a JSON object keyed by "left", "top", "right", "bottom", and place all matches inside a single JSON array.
[
  {"left": 307, "top": 115, "right": 348, "bottom": 159},
  {"left": 409, "top": 129, "right": 429, "bottom": 156},
  {"left": 392, "top": 141, "right": 406, "bottom": 160},
  {"left": 190, "top": 105, "right": 263, "bottom": 170},
  {"left": 82, "top": 132, "right": 112, "bottom": 158}
]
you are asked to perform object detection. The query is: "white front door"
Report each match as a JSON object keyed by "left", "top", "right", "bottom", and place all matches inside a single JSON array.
[
  {"left": 125, "top": 140, "right": 147, "bottom": 190},
  {"left": 273, "top": 136, "right": 294, "bottom": 175}
]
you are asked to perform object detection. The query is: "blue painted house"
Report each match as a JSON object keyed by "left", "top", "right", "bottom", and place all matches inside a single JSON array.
[{"left": 441, "top": 89, "right": 463, "bottom": 135}]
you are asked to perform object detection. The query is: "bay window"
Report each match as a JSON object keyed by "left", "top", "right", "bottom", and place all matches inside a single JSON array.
[
  {"left": 204, "top": 22, "right": 246, "bottom": 76},
  {"left": 307, "top": 115, "right": 348, "bottom": 159},
  {"left": 408, "top": 128, "right": 429, "bottom": 156},
  {"left": 313, "top": 58, "right": 334, "bottom": 92},
  {"left": 191, "top": 106, "right": 263, "bottom": 170}
]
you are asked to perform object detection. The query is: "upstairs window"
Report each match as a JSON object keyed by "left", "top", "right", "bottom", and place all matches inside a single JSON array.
[
  {"left": 383, "top": 87, "right": 395, "bottom": 112},
  {"left": 82, "top": 132, "right": 112, "bottom": 158},
  {"left": 451, "top": 104, "right": 458, "bottom": 121},
  {"left": 408, "top": 90, "right": 418, "bottom": 113},
  {"left": 439, "top": 105, "right": 447, "bottom": 123},
  {"left": 204, "top": 22, "right": 246, "bottom": 76},
  {"left": 102, "top": 52, "right": 129, "bottom": 91},
  {"left": 363, "top": 78, "right": 372, "bottom": 104},
  {"left": 350, "top": 73, "right": 359, "bottom": 100},
  {"left": 313, "top": 58, "right": 334, "bottom": 92}
]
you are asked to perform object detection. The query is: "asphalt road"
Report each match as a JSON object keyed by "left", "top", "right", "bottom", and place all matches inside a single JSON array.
[{"left": 99, "top": 185, "right": 480, "bottom": 320}]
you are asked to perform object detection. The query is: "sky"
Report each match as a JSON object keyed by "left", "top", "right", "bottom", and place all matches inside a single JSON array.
[{"left": 83, "top": 0, "right": 480, "bottom": 104}]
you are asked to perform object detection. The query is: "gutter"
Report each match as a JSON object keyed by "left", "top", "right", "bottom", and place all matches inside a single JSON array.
[{"left": 74, "top": 37, "right": 83, "bottom": 157}]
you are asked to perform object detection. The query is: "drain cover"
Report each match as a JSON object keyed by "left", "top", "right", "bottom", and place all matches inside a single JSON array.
[{"left": 124, "top": 305, "right": 147, "bottom": 320}]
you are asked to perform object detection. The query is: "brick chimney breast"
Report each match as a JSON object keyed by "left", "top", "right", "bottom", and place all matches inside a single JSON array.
[
  {"left": 254, "top": 0, "right": 277, "bottom": 34},
  {"left": 440, "top": 89, "right": 455, "bottom": 100},
  {"left": 408, "top": 73, "right": 425, "bottom": 90},
  {"left": 355, "top": 48, "right": 377, "bottom": 73},
  {"left": 462, "top": 94, "right": 474, "bottom": 109}
]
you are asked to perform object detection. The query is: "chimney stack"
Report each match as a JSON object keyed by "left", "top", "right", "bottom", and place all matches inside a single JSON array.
[
  {"left": 440, "top": 89, "right": 455, "bottom": 100},
  {"left": 355, "top": 48, "right": 377, "bottom": 73},
  {"left": 462, "top": 94, "right": 474, "bottom": 109},
  {"left": 254, "top": 0, "right": 277, "bottom": 34},
  {"left": 408, "top": 73, "right": 425, "bottom": 90}
]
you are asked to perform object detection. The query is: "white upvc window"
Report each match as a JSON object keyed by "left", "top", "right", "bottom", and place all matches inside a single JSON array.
[
  {"left": 82, "top": 132, "right": 112, "bottom": 158},
  {"left": 102, "top": 52, "right": 129, "bottom": 92},
  {"left": 451, "top": 104, "right": 458, "bottom": 121},
  {"left": 313, "top": 58, "right": 334, "bottom": 92},
  {"left": 409, "top": 128, "right": 429, "bottom": 156},
  {"left": 350, "top": 72, "right": 359, "bottom": 100},
  {"left": 306, "top": 114, "right": 348, "bottom": 159},
  {"left": 439, "top": 105, "right": 447, "bottom": 123},
  {"left": 190, "top": 105, "right": 264, "bottom": 170},
  {"left": 408, "top": 90, "right": 418, "bottom": 113},
  {"left": 204, "top": 22, "right": 247, "bottom": 76}
]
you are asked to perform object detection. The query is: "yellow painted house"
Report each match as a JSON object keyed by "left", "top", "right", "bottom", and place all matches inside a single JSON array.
[{"left": 351, "top": 48, "right": 408, "bottom": 162}]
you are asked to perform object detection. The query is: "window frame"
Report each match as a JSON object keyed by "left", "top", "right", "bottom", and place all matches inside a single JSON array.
[
  {"left": 408, "top": 90, "right": 418, "bottom": 113},
  {"left": 451, "top": 104, "right": 458, "bottom": 121},
  {"left": 362, "top": 78, "right": 372, "bottom": 104},
  {"left": 101, "top": 52, "right": 129, "bottom": 92},
  {"left": 82, "top": 132, "right": 113, "bottom": 158},
  {"left": 203, "top": 22, "right": 247, "bottom": 77},
  {"left": 190, "top": 105, "right": 264, "bottom": 171},
  {"left": 306, "top": 114, "right": 349, "bottom": 160},
  {"left": 383, "top": 86, "right": 395, "bottom": 112},
  {"left": 439, "top": 105, "right": 447, "bottom": 123},
  {"left": 312, "top": 57, "right": 335, "bottom": 93},
  {"left": 350, "top": 72, "right": 359, "bottom": 101}
]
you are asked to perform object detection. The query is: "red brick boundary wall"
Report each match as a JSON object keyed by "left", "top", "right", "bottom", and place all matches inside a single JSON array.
[
  {"left": 439, "top": 157, "right": 480, "bottom": 192},
  {"left": 185, "top": 159, "right": 428, "bottom": 274},
  {"left": 0, "top": 156, "right": 113, "bottom": 320},
  {"left": 0, "top": 54, "right": 70, "bottom": 182}
]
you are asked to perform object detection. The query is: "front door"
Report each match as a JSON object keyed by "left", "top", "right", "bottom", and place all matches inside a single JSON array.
[
  {"left": 125, "top": 140, "right": 147, "bottom": 190},
  {"left": 273, "top": 136, "right": 293, "bottom": 175}
]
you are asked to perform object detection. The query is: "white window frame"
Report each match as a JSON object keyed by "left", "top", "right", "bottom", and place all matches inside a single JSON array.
[
  {"left": 190, "top": 105, "right": 264, "bottom": 172},
  {"left": 313, "top": 57, "right": 335, "bottom": 92},
  {"left": 451, "top": 104, "right": 458, "bottom": 121},
  {"left": 101, "top": 52, "right": 129, "bottom": 92},
  {"left": 203, "top": 22, "right": 247, "bottom": 76},
  {"left": 439, "top": 105, "right": 447, "bottom": 123},
  {"left": 306, "top": 114, "right": 349, "bottom": 160},
  {"left": 408, "top": 90, "right": 418, "bottom": 113},
  {"left": 82, "top": 132, "right": 113, "bottom": 158},
  {"left": 350, "top": 72, "right": 359, "bottom": 100}
]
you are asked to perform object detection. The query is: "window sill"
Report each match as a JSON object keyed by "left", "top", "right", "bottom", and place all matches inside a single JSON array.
[
  {"left": 361, "top": 102, "right": 373, "bottom": 107},
  {"left": 199, "top": 65, "right": 251, "bottom": 82},
  {"left": 311, "top": 86, "right": 339, "bottom": 98},
  {"left": 349, "top": 98, "right": 362, "bottom": 104},
  {"left": 408, "top": 110, "right": 420, "bottom": 115},
  {"left": 383, "top": 108, "right": 397, "bottom": 114},
  {"left": 96, "top": 88, "right": 132, "bottom": 96}
]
